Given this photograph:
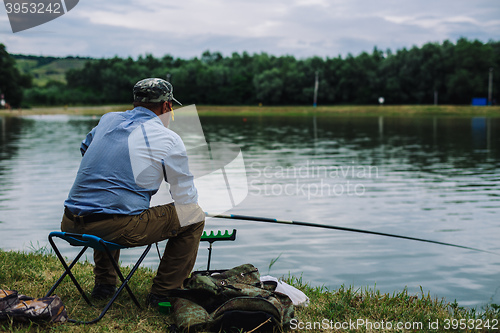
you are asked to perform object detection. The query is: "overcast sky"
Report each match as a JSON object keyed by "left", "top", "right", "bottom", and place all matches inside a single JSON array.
[{"left": 1, "top": 0, "right": 499, "bottom": 59}]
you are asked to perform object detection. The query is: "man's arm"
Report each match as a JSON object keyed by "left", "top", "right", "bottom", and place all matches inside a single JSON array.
[
  {"left": 162, "top": 139, "right": 198, "bottom": 205},
  {"left": 162, "top": 137, "right": 204, "bottom": 226},
  {"left": 80, "top": 127, "right": 97, "bottom": 156}
]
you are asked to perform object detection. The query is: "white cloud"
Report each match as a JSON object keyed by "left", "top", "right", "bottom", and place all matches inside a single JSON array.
[
  {"left": 75, "top": 0, "right": 291, "bottom": 39},
  {"left": 0, "top": 0, "right": 499, "bottom": 59},
  {"left": 384, "top": 15, "right": 481, "bottom": 29},
  {"left": 293, "top": 0, "right": 330, "bottom": 7}
]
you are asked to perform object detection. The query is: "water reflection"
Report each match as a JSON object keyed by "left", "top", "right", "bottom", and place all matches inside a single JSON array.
[
  {"left": 0, "top": 114, "right": 499, "bottom": 308},
  {"left": 201, "top": 115, "right": 499, "bottom": 168},
  {"left": 199, "top": 114, "right": 500, "bottom": 308},
  {"left": 0, "top": 117, "right": 28, "bottom": 162}
]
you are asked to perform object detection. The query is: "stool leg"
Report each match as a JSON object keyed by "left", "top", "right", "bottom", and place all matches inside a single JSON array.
[
  {"left": 118, "top": 244, "right": 152, "bottom": 308},
  {"left": 100, "top": 241, "right": 152, "bottom": 309},
  {"left": 47, "top": 236, "right": 93, "bottom": 306},
  {"left": 47, "top": 233, "right": 153, "bottom": 325},
  {"left": 100, "top": 240, "right": 138, "bottom": 308}
]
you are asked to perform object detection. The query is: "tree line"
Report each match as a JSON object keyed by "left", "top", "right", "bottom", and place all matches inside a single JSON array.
[
  {"left": 0, "top": 44, "right": 32, "bottom": 108},
  {"left": 2, "top": 38, "right": 500, "bottom": 107}
]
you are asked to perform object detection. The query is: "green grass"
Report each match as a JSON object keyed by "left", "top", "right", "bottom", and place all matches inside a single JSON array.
[
  {"left": 0, "top": 249, "right": 170, "bottom": 332},
  {"left": 2, "top": 104, "right": 500, "bottom": 118},
  {"left": 0, "top": 104, "right": 132, "bottom": 116},
  {"left": 1, "top": 249, "right": 499, "bottom": 332},
  {"left": 15, "top": 58, "right": 88, "bottom": 86},
  {"left": 193, "top": 105, "right": 500, "bottom": 117}
]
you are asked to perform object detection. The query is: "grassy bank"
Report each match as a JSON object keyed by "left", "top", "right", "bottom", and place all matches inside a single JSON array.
[
  {"left": 1, "top": 250, "right": 499, "bottom": 332},
  {"left": 1, "top": 104, "right": 500, "bottom": 117},
  {"left": 196, "top": 105, "right": 500, "bottom": 117}
]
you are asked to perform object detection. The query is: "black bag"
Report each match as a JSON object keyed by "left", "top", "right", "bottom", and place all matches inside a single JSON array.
[
  {"left": 0, "top": 289, "right": 67, "bottom": 323},
  {"left": 170, "top": 264, "right": 294, "bottom": 332}
]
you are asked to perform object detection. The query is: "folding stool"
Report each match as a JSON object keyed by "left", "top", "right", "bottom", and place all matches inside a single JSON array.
[{"left": 46, "top": 231, "right": 152, "bottom": 324}]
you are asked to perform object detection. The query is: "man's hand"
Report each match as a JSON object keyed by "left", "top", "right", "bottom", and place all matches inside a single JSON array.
[{"left": 175, "top": 203, "right": 205, "bottom": 227}]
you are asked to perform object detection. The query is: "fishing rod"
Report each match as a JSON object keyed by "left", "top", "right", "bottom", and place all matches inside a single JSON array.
[{"left": 205, "top": 212, "right": 496, "bottom": 254}]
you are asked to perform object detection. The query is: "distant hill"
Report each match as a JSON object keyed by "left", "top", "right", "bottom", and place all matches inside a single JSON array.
[{"left": 12, "top": 54, "right": 92, "bottom": 87}]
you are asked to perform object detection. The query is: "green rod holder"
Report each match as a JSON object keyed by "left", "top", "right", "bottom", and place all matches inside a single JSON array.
[{"left": 200, "top": 229, "right": 237, "bottom": 271}]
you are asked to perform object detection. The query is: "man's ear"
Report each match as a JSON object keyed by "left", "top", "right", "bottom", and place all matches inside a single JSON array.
[{"left": 164, "top": 101, "right": 172, "bottom": 113}]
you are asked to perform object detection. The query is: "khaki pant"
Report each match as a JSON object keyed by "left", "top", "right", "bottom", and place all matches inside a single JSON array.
[{"left": 61, "top": 204, "right": 205, "bottom": 295}]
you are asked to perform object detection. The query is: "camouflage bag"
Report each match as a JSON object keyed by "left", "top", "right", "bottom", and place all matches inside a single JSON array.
[
  {"left": 0, "top": 290, "right": 18, "bottom": 312},
  {"left": 170, "top": 264, "right": 294, "bottom": 332},
  {"left": 0, "top": 289, "right": 67, "bottom": 323}
]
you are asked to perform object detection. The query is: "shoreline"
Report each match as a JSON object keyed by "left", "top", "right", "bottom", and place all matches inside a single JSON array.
[{"left": 1, "top": 104, "right": 500, "bottom": 117}]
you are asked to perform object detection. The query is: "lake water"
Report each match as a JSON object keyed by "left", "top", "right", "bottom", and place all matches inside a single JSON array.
[{"left": 0, "top": 112, "right": 499, "bottom": 310}]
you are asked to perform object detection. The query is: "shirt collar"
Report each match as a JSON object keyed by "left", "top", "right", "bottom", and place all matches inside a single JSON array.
[{"left": 133, "top": 106, "right": 158, "bottom": 118}]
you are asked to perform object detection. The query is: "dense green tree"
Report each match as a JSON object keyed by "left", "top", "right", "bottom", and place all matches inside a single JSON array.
[
  {"left": 253, "top": 67, "right": 283, "bottom": 104},
  {"left": 15, "top": 38, "right": 500, "bottom": 106},
  {"left": 0, "top": 44, "right": 32, "bottom": 107},
  {"left": 446, "top": 38, "right": 495, "bottom": 104}
]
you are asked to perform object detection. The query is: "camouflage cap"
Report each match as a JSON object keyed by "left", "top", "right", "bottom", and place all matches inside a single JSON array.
[{"left": 133, "top": 78, "right": 182, "bottom": 105}]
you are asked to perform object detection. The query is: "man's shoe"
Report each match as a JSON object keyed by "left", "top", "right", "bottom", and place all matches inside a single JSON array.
[
  {"left": 91, "top": 284, "right": 116, "bottom": 300},
  {"left": 146, "top": 292, "right": 171, "bottom": 308}
]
